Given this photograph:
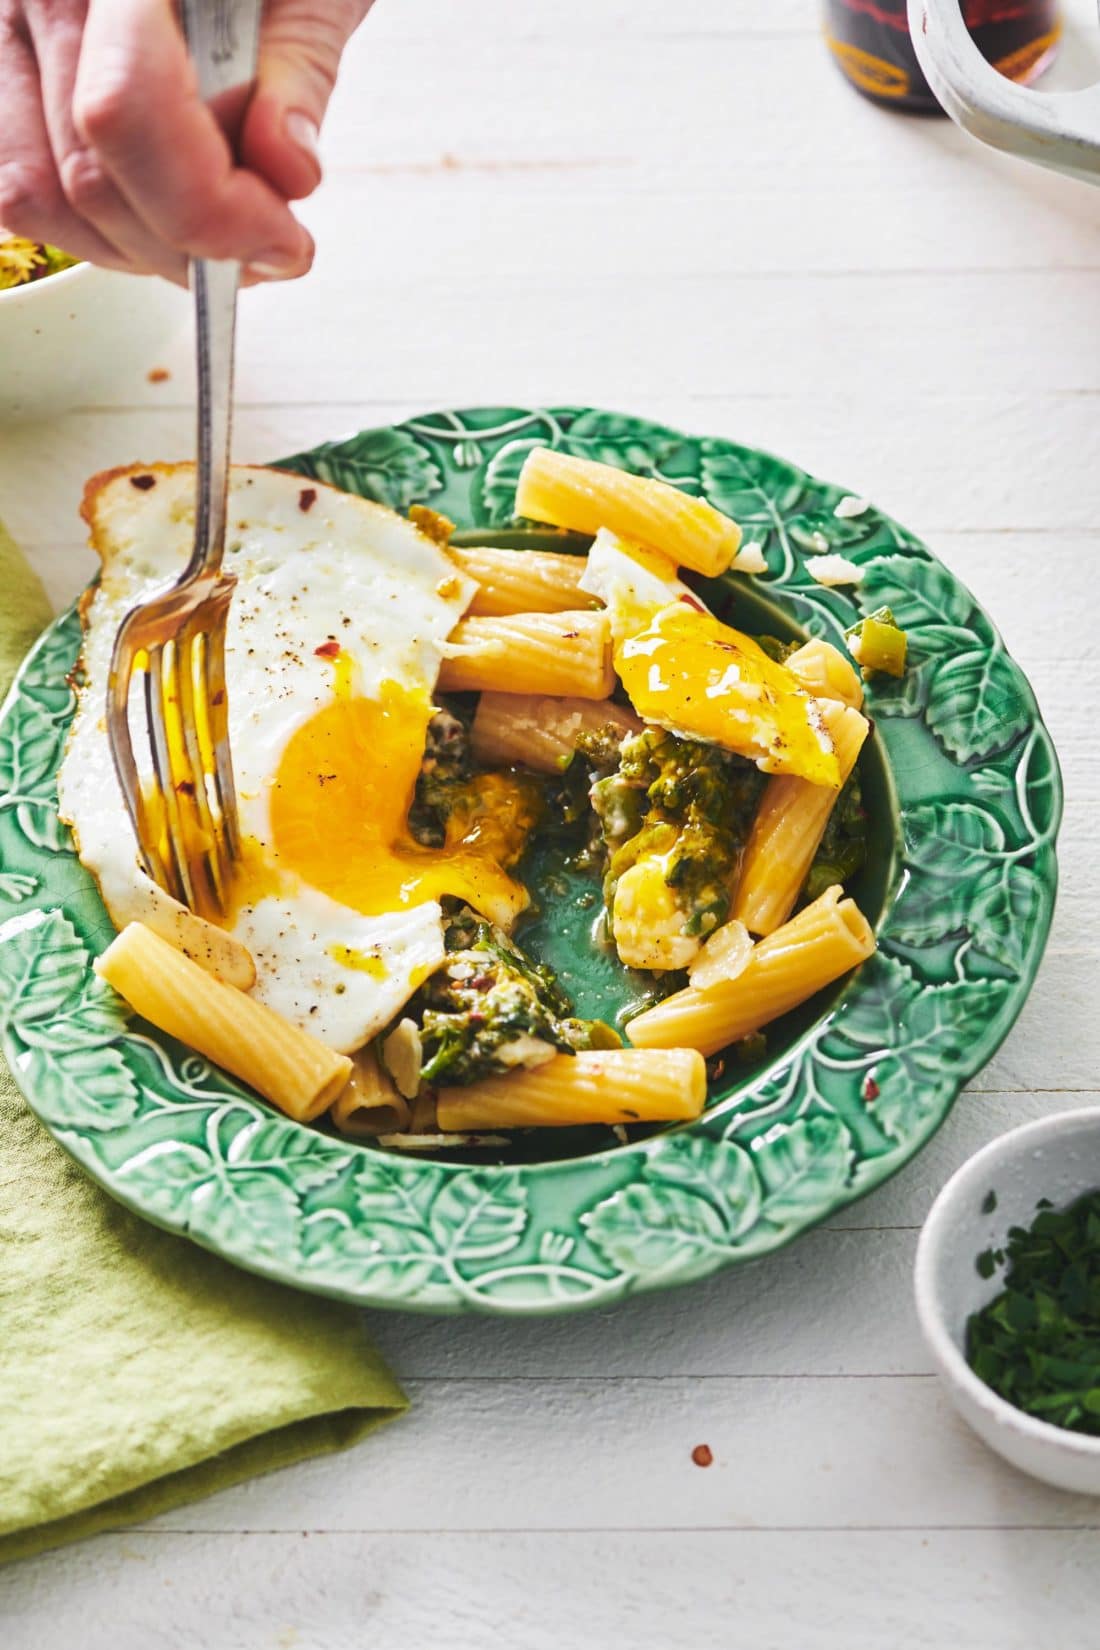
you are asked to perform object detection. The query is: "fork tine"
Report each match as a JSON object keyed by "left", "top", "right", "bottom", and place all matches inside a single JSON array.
[
  {"left": 145, "top": 641, "right": 198, "bottom": 912},
  {"left": 176, "top": 618, "right": 232, "bottom": 914},
  {"left": 202, "top": 609, "right": 241, "bottom": 861}
]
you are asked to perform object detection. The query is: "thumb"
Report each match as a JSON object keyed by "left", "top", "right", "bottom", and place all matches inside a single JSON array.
[{"left": 240, "top": 0, "right": 374, "bottom": 200}]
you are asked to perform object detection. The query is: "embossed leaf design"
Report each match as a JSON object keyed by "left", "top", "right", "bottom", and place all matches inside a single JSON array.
[
  {"left": 200, "top": 1171, "right": 302, "bottom": 1254},
  {"left": 904, "top": 802, "right": 1005, "bottom": 875},
  {"left": 0, "top": 704, "right": 58, "bottom": 797},
  {"left": 428, "top": 1171, "right": 527, "bottom": 1263},
  {"left": 15, "top": 799, "right": 70, "bottom": 854},
  {"left": 787, "top": 509, "right": 881, "bottom": 554},
  {"left": 584, "top": 1182, "right": 730, "bottom": 1277},
  {"left": 311, "top": 429, "right": 442, "bottom": 510},
  {"left": 116, "top": 1142, "right": 214, "bottom": 1216},
  {"left": 969, "top": 863, "right": 1044, "bottom": 972},
  {"left": 700, "top": 443, "right": 807, "bottom": 529},
  {"left": 646, "top": 1133, "right": 762, "bottom": 1240},
  {"left": 18, "top": 1040, "right": 138, "bottom": 1131},
  {"left": 475, "top": 437, "right": 543, "bottom": 525},
  {"left": 355, "top": 1158, "right": 442, "bottom": 1229},
  {"left": 859, "top": 555, "right": 972, "bottom": 629},
  {"left": 17, "top": 976, "right": 130, "bottom": 1050},
  {"left": 301, "top": 1211, "right": 440, "bottom": 1297},
  {"left": 226, "top": 1116, "right": 351, "bottom": 1191},
  {"left": 753, "top": 1116, "right": 853, "bottom": 1226},
  {"left": 925, "top": 649, "right": 1029, "bottom": 762},
  {"left": 0, "top": 872, "right": 37, "bottom": 901},
  {"left": 0, "top": 909, "right": 88, "bottom": 1023},
  {"left": 563, "top": 410, "right": 683, "bottom": 472},
  {"left": 824, "top": 954, "right": 922, "bottom": 1062}
]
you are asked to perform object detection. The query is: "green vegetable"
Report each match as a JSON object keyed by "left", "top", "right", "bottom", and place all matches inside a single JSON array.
[
  {"left": 802, "top": 768, "right": 867, "bottom": 903},
  {"left": 388, "top": 902, "right": 618, "bottom": 1088},
  {"left": 590, "top": 726, "right": 764, "bottom": 942},
  {"left": 844, "top": 605, "right": 907, "bottom": 679},
  {"left": 966, "top": 1190, "right": 1100, "bottom": 1435}
]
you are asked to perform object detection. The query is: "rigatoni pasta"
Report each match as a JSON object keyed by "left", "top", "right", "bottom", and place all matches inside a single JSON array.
[
  {"left": 437, "top": 1048, "right": 707, "bottom": 1131},
  {"left": 471, "top": 692, "right": 642, "bottom": 773},
  {"left": 734, "top": 701, "right": 870, "bottom": 936},
  {"left": 785, "top": 638, "right": 865, "bottom": 709},
  {"left": 330, "top": 1046, "right": 410, "bottom": 1136},
  {"left": 627, "top": 886, "right": 875, "bottom": 1056},
  {"left": 438, "top": 610, "right": 614, "bottom": 698},
  {"left": 450, "top": 545, "right": 589, "bottom": 616},
  {"left": 95, "top": 922, "right": 352, "bottom": 1121},
  {"left": 514, "top": 447, "right": 741, "bottom": 577}
]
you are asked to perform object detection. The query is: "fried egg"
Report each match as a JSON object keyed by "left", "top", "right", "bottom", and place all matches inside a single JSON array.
[
  {"left": 580, "top": 529, "right": 838, "bottom": 787},
  {"left": 59, "top": 464, "right": 531, "bottom": 1052}
]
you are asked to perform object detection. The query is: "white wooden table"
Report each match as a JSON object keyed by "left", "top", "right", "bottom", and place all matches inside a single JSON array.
[{"left": 4, "top": 2, "right": 1100, "bottom": 1643}]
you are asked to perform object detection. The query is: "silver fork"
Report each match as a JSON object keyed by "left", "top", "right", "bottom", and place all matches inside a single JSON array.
[{"left": 106, "top": 0, "right": 262, "bottom": 915}]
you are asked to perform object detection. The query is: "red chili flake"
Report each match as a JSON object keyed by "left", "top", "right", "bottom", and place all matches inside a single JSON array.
[
  {"left": 314, "top": 640, "right": 341, "bottom": 659},
  {"left": 298, "top": 487, "right": 317, "bottom": 513},
  {"left": 130, "top": 474, "right": 156, "bottom": 491},
  {"left": 467, "top": 974, "right": 495, "bottom": 991},
  {"left": 211, "top": 689, "right": 225, "bottom": 706},
  {"left": 679, "top": 592, "right": 706, "bottom": 612},
  {"left": 562, "top": 631, "right": 579, "bottom": 640},
  {"left": 174, "top": 779, "right": 196, "bottom": 798},
  {"left": 147, "top": 367, "right": 170, "bottom": 384},
  {"left": 467, "top": 1013, "right": 485, "bottom": 1028},
  {"left": 862, "top": 1074, "right": 880, "bottom": 1103},
  {"left": 691, "top": 1444, "right": 713, "bottom": 1468}
]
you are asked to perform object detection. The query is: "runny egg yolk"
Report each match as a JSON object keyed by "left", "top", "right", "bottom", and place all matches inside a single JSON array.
[
  {"left": 616, "top": 601, "right": 840, "bottom": 787},
  {"left": 233, "top": 680, "right": 534, "bottom": 927}
]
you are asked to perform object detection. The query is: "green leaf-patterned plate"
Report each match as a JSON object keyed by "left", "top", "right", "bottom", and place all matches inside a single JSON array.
[{"left": 0, "top": 407, "right": 1061, "bottom": 1315}]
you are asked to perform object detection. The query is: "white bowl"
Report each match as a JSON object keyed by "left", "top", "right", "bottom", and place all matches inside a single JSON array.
[
  {"left": 915, "top": 1107, "right": 1100, "bottom": 1494},
  {"left": 0, "top": 261, "right": 186, "bottom": 422}
]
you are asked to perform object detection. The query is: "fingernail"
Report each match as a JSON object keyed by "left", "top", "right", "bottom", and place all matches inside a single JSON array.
[
  {"left": 247, "top": 244, "right": 310, "bottom": 279},
  {"left": 285, "top": 110, "right": 320, "bottom": 166}
]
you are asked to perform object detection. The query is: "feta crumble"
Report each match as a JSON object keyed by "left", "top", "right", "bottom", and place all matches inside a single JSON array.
[
  {"left": 732, "top": 540, "right": 767, "bottom": 574},
  {"left": 805, "top": 553, "right": 864, "bottom": 588},
  {"left": 834, "top": 495, "right": 870, "bottom": 520}
]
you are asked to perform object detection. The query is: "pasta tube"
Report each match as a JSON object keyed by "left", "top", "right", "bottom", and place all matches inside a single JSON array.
[
  {"left": 438, "top": 610, "right": 614, "bottom": 698},
  {"left": 734, "top": 702, "right": 870, "bottom": 936},
  {"left": 785, "top": 638, "right": 865, "bottom": 709},
  {"left": 627, "top": 886, "right": 875, "bottom": 1055},
  {"left": 450, "top": 546, "right": 589, "bottom": 616},
  {"left": 471, "top": 692, "right": 642, "bottom": 773},
  {"left": 329, "top": 1046, "right": 411, "bottom": 1137},
  {"left": 515, "top": 447, "right": 741, "bottom": 577},
  {"left": 95, "top": 922, "right": 352, "bottom": 1122},
  {"left": 436, "top": 1048, "right": 706, "bottom": 1131}
]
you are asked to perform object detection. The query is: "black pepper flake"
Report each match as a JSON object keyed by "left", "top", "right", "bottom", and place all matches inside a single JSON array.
[
  {"left": 298, "top": 487, "right": 317, "bottom": 513},
  {"left": 174, "top": 779, "right": 196, "bottom": 798},
  {"left": 130, "top": 474, "right": 156, "bottom": 491}
]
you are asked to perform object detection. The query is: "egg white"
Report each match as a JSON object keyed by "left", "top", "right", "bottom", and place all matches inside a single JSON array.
[{"left": 58, "top": 464, "right": 477, "bottom": 1052}]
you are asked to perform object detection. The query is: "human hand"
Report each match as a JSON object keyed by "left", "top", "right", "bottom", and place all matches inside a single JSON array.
[{"left": 0, "top": 0, "right": 373, "bottom": 284}]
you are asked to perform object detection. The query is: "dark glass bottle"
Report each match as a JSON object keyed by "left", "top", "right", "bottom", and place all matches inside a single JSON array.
[{"left": 824, "top": 1, "right": 1061, "bottom": 113}]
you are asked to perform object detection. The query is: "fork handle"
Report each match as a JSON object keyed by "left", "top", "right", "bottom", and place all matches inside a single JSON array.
[{"left": 179, "top": 0, "right": 265, "bottom": 580}]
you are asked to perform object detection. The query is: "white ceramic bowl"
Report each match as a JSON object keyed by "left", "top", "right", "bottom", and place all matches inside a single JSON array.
[
  {"left": 0, "top": 260, "right": 186, "bottom": 422},
  {"left": 916, "top": 1107, "right": 1100, "bottom": 1495}
]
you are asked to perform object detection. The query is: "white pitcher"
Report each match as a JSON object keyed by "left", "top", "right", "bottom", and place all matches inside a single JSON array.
[{"left": 908, "top": 0, "right": 1100, "bottom": 182}]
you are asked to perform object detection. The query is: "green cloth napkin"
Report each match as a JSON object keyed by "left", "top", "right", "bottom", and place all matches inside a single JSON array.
[{"left": 0, "top": 524, "right": 407, "bottom": 1566}]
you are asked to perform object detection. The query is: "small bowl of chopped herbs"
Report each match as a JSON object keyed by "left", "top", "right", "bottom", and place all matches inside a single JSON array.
[
  {"left": 916, "top": 1109, "right": 1100, "bottom": 1494},
  {"left": 0, "top": 232, "right": 184, "bottom": 421}
]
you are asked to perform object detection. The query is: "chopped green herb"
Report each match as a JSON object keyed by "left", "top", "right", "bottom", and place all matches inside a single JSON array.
[
  {"left": 386, "top": 902, "right": 618, "bottom": 1089},
  {"left": 590, "top": 726, "right": 764, "bottom": 943},
  {"left": 966, "top": 1189, "right": 1100, "bottom": 1435}
]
